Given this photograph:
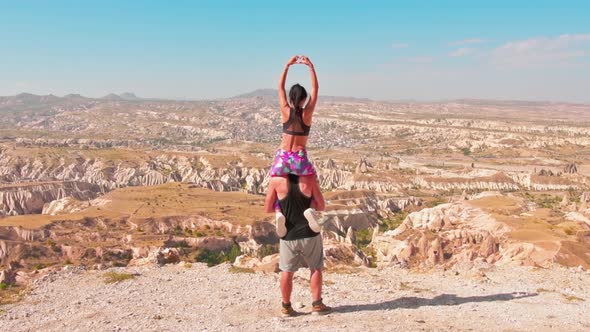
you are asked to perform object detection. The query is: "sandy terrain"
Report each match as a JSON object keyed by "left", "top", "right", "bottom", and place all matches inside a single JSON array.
[{"left": 1, "top": 263, "right": 589, "bottom": 332}]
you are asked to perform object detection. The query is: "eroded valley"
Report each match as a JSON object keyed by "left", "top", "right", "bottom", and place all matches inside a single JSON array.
[{"left": 1, "top": 91, "right": 590, "bottom": 300}]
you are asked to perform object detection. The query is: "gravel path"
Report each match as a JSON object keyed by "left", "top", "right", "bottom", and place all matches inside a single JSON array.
[{"left": 1, "top": 263, "right": 589, "bottom": 331}]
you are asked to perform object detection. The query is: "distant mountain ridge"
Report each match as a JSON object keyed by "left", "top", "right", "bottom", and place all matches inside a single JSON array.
[
  {"left": 1, "top": 91, "right": 588, "bottom": 106},
  {"left": 101, "top": 93, "right": 122, "bottom": 101},
  {"left": 0, "top": 92, "right": 144, "bottom": 107},
  {"left": 231, "top": 89, "right": 373, "bottom": 103},
  {"left": 101, "top": 92, "right": 141, "bottom": 101}
]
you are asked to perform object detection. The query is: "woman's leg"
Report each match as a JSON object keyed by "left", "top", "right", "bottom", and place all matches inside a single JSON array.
[{"left": 269, "top": 150, "right": 289, "bottom": 236}]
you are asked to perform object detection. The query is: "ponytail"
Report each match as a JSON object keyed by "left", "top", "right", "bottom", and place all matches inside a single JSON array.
[{"left": 289, "top": 84, "right": 308, "bottom": 114}]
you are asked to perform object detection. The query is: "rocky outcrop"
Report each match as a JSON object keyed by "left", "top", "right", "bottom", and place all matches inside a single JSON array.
[
  {"left": 0, "top": 182, "right": 101, "bottom": 215},
  {"left": 233, "top": 253, "right": 280, "bottom": 273},
  {"left": 323, "top": 240, "right": 370, "bottom": 267},
  {"left": 13, "top": 227, "right": 48, "bottom": 241},
  {"left": 414, "top": 174, "right": 520, "bottom": 192},
  {"left": 372, "top": 193, "right": 590, "bottom": 269},
  {"left": 563, "top": 163, "right": 577, "bottom": 174},
  {"left": 42, "top": 196, "right": 91, "bottom": 215},
  {"left": 128, "top": 247, "right": 181, "bottom": 266},
  {"left": 373, "top": 203, "right": 504, "bottom": 268},
  {"left": 355, "top": 158, "right": 370, "bottom": 174}
]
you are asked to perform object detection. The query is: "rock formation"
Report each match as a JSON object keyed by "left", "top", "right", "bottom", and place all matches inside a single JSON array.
[
  {"left": 563, "top": 163, "right": 577, "bottom": 174},
  {"left": 372, "top": 192, "right": 590, "bottom": 269}
]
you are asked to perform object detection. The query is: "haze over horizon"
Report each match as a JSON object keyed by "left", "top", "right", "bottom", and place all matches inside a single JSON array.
[
  {"left": 4, "top": 89, "right": 590, "bottom": 105},
  {"left": 1, "top": 0, "right": 590, "bottom": 103}
]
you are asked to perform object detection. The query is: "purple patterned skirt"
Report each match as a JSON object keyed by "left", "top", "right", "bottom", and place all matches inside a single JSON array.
[{"left": 270, "top": 149, "right": 317, "bottom": 177}]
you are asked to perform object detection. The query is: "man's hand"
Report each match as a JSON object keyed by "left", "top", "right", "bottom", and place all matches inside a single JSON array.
[{"left": 264, "top": 178, "right": 278, "bottom": 213}]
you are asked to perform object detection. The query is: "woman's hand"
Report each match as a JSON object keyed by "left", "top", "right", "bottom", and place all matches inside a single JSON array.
[
  {"left": 301, "top": 55, "right": 314, "bottom": 68},
  {"left": 286, "top": 55, "right": 299, "bottom": 66}
]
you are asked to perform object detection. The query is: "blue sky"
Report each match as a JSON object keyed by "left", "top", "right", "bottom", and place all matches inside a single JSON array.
[{"left": 1, "top": 0, "right": 589, "bottom": 102}]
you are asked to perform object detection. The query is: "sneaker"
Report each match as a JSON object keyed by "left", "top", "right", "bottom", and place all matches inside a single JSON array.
[
  {"left": 304, "top": 208, "right": 324, "bottom": 233},
  {"left": 281, "top": 302, "right": 296, "bottom": 317},
  {"left": 311, "top": 299, "right": 332, "bottom": 316},
  {"left": 276, "top": 212, "right": 287, "bottom": 237}
]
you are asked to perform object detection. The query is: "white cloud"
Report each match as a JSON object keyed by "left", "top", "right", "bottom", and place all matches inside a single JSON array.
[
  {"left": 392, "top": 43, "right": 409, "bottom": 49},
  {"left": 492, "top": 33, "right": 590, "bottom": 66},
  {"left": 449, "top": 38, "right": 485, "bottom": 46},
  {"left": 449, "top": 47, "right": 475, "bottom": 57}
]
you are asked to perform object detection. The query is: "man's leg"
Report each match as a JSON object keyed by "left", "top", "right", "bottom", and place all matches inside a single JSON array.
[
  {"left": 303, "top": 236, "right": 331, "bottom": 315},
  {"left": 280, "top": 271, "right": 294, "bottom": 304},
  {"left": 310, "top": 268, "right": 331, "bottom": 315},
  {"left": 310, "top": 269, "right": 322, "bottom": 302}
]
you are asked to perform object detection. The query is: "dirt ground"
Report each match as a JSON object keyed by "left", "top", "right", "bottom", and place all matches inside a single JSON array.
[{"left": 1, "top": 263, "right": 589, "bottom": 332}]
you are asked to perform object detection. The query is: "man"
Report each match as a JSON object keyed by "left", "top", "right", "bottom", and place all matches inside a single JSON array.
[{"left": 264, "top": 174, "right": 331, "bottom": 316}]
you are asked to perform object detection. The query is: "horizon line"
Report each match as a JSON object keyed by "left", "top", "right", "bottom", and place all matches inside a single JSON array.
[{"left": 2, "top": 89, "right": 589, "bottom": 106}]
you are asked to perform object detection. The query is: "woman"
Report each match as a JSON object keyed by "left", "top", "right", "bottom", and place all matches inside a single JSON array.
[{"left": 268, "top": 55, "right": 325, "bottom": 237}]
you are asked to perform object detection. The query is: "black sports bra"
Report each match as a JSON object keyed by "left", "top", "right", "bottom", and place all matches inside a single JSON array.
[{"left": 282, "top": 108, "right": 311, "bottom": 136}]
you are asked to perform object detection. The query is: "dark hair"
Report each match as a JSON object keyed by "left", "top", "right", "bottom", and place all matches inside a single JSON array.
[{"left": 289, "top": 84, "right": 308, "bottom": 113}]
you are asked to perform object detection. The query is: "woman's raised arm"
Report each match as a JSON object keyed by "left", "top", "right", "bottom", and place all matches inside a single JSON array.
[
  {"left": 279, "top": 56, "right": 298, "bottom": 109},
  {"left": 302, "top": 56, "right": 319, "bottom": 110}
]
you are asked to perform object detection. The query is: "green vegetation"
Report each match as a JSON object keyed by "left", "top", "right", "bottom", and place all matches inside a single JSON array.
[
  {"left": 229, "top": 266, "right": 255, "bottom": 274},
  {"left": 47, "top": 239, "right": 61, "bottom": 253},
  {"left": 103, "top": 272, "right": 136, "bottom": 284},
  {"left": 33, "top": 263, "right": 46, "bottom": 270},
  {"left": 524, "top": 192, "right": 562, "bottom": 210},
  {"left": 0, "top": 282, "right": 23, "bottom": 306},
  {"left": 567, "top": 189, "right": 581, "bottom": 203},
  {"left": 352, "top": 228, "right": 378, "bottom": 268},
  {"left": 168, "top": 240, "right": 190, "bottom": 248},
  {"left": 563, "top": 294, "right": 585, "bottom": 302},
  {"left": 427, "top": 197, "right": 446, "bottom": 208},
  {"left": 379, "top": 212, "right": 408, "bottom": 232},
  {"left": 193, "top": 230, "right": 206, "bottom": 237},
  {"left": 152, "top": 137, "right": 173, "bottom": 146},
  {"left": 535, "top": 288, "right": 585, "bottom": 302},
  {"left": 462, "top": 147, "right": 472, "bottom": 156},
  {"left": 360, "top": 246, "right": 378, "bottom": 268},
  {"left": 195, "top": 244, "right": 241, "bottom": 267},
  {"left": 174, "top": 225, "right": 183, "bottom": 235},
  {"left": 258, "top": 244, "right": 277, "bottom": 258},
  {"left": 354, "top": 228, "right": 373, "bottom": 248}
]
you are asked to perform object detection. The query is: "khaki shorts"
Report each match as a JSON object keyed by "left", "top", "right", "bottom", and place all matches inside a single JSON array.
[{"left": 279, "top": 235, "right": 324, "bottom": 272}]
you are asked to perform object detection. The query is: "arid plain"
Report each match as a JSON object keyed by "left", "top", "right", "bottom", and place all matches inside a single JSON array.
[{"left": 1, "top": 91, "right": 590, "bottom": 330}]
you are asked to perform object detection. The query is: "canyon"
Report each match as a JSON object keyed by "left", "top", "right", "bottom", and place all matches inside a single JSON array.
[{"left": 1, "top": 91, "right": 590, "bottom": 296}]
